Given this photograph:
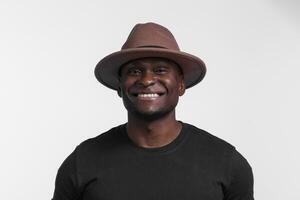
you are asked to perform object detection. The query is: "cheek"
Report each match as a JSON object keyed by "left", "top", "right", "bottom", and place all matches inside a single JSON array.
[
  {"left": 120, "top": 79, "right": 134, "bottom": 91},
  {"left": 165, "top": 82, "right": 180, "bottom": 98},
  {"left": 165, "top": 78, "right": 181, "bottom": 93}
]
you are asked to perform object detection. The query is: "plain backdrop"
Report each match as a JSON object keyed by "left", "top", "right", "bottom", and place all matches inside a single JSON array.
[{"left": 1, "top": 0, "right": 299, "bottom": 199}]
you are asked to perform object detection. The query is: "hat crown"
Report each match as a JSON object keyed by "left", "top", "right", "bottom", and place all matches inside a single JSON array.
[{"left": 121, "top": 23, "right": 180, "bottom": 50}]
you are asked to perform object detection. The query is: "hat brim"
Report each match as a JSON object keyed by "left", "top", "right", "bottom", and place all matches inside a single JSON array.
[{"left": 94, "top": 48, "right": 206, "bottom": 90}]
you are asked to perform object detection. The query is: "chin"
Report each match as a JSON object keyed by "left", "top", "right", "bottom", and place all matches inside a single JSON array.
[
  {"left": 131, "top": 108, "right": 175, "bottom": 121},
  {"left": 122, "top": 97, "right": 177, "bottom": 121}
]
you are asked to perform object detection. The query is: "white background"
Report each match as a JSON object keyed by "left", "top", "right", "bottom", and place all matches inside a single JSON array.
[{"left": 1, "top": 0, "right": 299, "bottom": 199}]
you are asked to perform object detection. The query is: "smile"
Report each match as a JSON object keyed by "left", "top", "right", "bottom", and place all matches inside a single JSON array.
[
  {"left": 130, "top": 92, "right": 165, "bottom": 100},
  {"left": 138, "top": 93, "right": 159, "bottom": 98}
]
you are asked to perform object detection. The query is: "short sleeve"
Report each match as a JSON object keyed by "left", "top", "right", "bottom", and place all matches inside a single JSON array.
[
  {"left": 224, "top": 149, "right": 254, "bottom": 200},
  {"left": 52, "top": 148, "right": 81, "bottom": 200}
]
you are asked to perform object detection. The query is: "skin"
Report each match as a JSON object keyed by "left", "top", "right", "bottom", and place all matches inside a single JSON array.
[{"left": 118, "top": 57, "right": 186, "bottom": 148}]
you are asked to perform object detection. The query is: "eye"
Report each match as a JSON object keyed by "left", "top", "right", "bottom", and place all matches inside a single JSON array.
[
  {"left": 127, "top": 68, "right": 142, "bottom": 76},
  {"left": 154, "top": 66, "right": 168, "bottom": 74}
]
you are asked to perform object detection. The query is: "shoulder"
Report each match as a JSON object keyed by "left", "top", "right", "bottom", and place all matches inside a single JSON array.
[
  {"left": 75, "top": 124, "right": 125, "bottom": 156},
  {"left": 183, "top": 122, "right": 235, "bottom": 154},
  {"left": 183, "top": 123, "right": 254, "bottom": 192}
]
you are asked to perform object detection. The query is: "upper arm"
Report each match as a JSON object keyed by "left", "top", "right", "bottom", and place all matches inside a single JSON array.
[
  {"left": 224, "top": 149, "right": 254, "bottom": 200},
  {"left": 52, "top": 148, "right": 81, "bottom": 200}
]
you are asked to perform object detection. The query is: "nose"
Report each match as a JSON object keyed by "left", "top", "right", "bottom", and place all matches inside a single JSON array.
[{"left": 137, "top": 70, "right": 155, "bottom": 87}]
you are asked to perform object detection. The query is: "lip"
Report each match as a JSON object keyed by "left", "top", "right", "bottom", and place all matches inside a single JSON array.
[
  {"left": 130, "top": 92, "right": 165, "bottom": 96},
  {"left": 139, "top": 93, "right": 164, "bottom": 100},
  {"left": 128, "top": 89, "right": 166, "bottom": 101},
  {"left": 129, "top": 88, "right": 166, "bottom": 96},
  {"left": 129, "top": 92, "right": 165, "bottom": 101}
]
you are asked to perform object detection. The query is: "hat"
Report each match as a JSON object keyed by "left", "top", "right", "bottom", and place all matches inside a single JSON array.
[{"left": 94, "top": 22, "right": 206, "bottom": 90}]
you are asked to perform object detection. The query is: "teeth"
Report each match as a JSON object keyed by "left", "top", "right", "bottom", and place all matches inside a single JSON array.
[{"left": 138, "top": 93, "right": 159, "bottom": 98}]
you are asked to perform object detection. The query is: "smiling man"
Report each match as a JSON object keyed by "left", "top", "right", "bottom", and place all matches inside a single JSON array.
[{"left": 52, "top": 23, "right": 254, "bottom": 200}]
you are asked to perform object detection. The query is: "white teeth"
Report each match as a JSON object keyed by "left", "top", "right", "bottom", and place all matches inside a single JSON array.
[{"left": 138, "top": 93, "right": 159, "bottom": 98}]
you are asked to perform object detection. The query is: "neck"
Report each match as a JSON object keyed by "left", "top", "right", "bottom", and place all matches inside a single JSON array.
[{"left": 126, "top": 110, "right": 182, "bottom": 148}]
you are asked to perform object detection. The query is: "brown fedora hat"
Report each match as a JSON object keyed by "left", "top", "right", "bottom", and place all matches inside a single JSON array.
[{"left": 94, "top": 22, "right": 206, "bottom": 90}]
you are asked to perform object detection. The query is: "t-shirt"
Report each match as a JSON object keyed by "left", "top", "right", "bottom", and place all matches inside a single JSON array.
[{"left": 52, "top": 122, "right": 254, "bottom": 200}]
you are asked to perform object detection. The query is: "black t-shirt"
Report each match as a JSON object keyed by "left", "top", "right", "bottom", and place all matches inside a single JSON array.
[{"left": 52, "top": 122, "right": 254, "bottom": 200}]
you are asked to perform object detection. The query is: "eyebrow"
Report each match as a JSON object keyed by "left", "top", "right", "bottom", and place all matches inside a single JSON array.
[{"left": 118, "top": 58, "right": 183, "bottom": 78}]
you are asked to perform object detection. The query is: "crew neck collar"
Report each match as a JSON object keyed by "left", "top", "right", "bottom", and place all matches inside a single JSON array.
[{"left": 119, "top": 121, "right": 189, "bottom": 155}]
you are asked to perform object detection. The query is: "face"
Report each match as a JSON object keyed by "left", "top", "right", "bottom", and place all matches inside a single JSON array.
[{"left": 118, "top": 57, "right": 185, "bottom": 120}]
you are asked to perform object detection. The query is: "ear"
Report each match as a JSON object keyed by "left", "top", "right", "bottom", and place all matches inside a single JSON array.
[
  {"left": 117, "top": 86, "right": 122, "bottom": 98},
  {"left": 178, "top": 79, "right": 185, "bottom": 96}
]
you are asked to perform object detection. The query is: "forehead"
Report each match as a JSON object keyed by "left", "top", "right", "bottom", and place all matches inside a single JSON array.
[{"left": 119, "top": 57, "right": 182, "bottom": 75}]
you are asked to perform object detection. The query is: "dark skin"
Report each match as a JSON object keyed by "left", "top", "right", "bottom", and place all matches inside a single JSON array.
[{"left": 118, "top": 57, "right": 185, "bottom": 148}]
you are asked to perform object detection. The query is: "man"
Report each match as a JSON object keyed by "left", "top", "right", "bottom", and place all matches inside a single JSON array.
[{"left": 52, "top": 22, "right": 254, "bottom": 200}]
